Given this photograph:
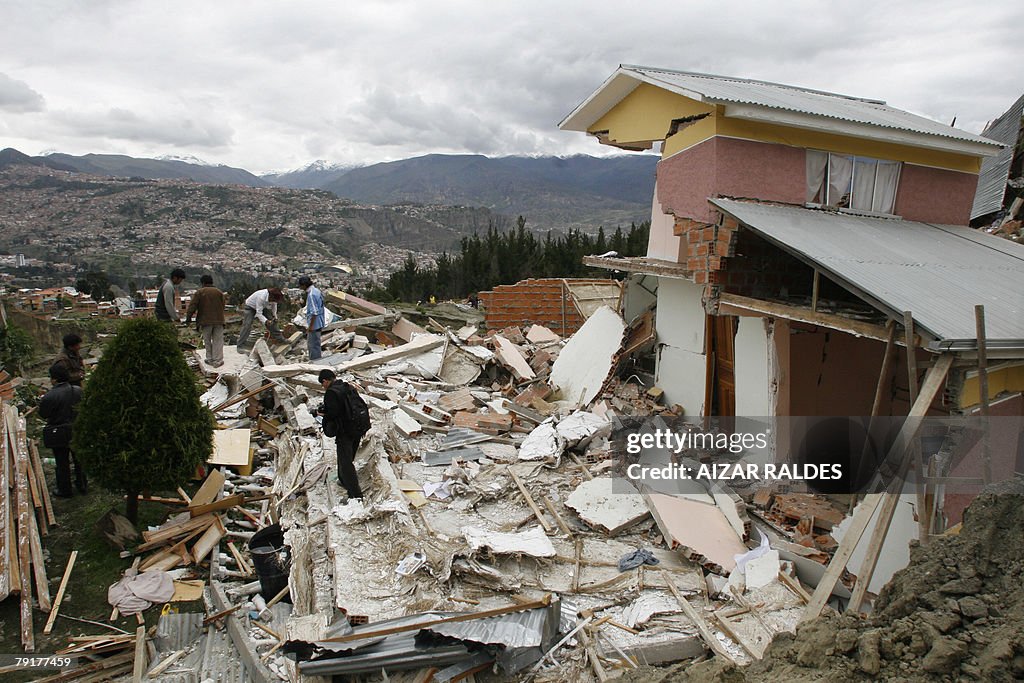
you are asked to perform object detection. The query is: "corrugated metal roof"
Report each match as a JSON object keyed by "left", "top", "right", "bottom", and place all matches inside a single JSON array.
[
  {"left": 425, "top": 604, "right": 554, "bottom": 648},
  {"left": 623, "top": 66, "right": 998, "bottom": 146},
  {"left": 710, "top": 199, "right": 1024, "bottom": 347},
  {"left": 971, "top": 93, "right": 1024, "bottom": 220}
]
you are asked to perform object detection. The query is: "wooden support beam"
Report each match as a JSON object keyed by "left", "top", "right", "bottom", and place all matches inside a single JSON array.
[
  {"left": 663, "top": 577, "right": 738, "bottom": 664},
  {"left": 44, "top": 550, "right": 77, "bottom": 634},
  {"left": 903, "top": 312, "right": 931, "bottom": 544},
  {"left": 810, "top": 269, "right": 820, "bottom": 312},
  {"left": 835, "top": 354, "right": 955, "bottom": 617},
  {"left": 507, "top": 467, "right": 553, "bottom": 533},
  {"left": 975, "top": 305, "right": 992, "bottom": 485},
  {"left": 131, "top": 625, "right": 147, "bottom": 683},
  {"left": 717, "top": 292, "right": 923, "bottom": 347}
]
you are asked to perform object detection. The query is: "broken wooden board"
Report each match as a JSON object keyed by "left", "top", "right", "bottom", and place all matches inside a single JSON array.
[
  {"left": 326, "top": 290, "right": 388, "bottom": 317},
  {"left": 566, "top": 477, "right": 650, "bottom": 535},
  {"left": 770, "top": 494, "right": 846, "bottom": 531},
  {"left": 262, "top": 333, "right": 445, "bottom": 377},
  {"left": 189, "top": 469, "right": 225, "bottom": 509},
  {"left": 208, "top": 429, "right": 252, "bottom": 469},
  {"left": 645, "top": 493, "right": 747, "bottom": 575}
]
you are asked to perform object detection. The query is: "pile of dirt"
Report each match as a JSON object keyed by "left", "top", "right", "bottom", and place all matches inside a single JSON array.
[{"left": 626, "top": 478, "right": 1024, "bottom": 682}]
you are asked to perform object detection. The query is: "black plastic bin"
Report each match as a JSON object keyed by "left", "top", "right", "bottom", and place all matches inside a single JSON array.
[{"left": 247, "top": 523, "right": 292, "bottom": 602}]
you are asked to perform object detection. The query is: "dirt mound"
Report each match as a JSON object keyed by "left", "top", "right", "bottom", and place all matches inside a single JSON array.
[{"left": 624, "top": 479, "right": 1024, "bottom": 682}]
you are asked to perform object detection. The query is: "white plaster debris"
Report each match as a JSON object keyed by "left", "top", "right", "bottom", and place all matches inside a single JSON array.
[
  {"left": 462, "top": 525, "right": 556, "bottom": 558},
  {"left": 565, "top": 477, "right": 650, "bottom": 535},
  {"left": 518, "top": 422, "right": 563, "bottom": 461},
  {"left": 549, "top": 305, "right": 626, "bottom": 405}
]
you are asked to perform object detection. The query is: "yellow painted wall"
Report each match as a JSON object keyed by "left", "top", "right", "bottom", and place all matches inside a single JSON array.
[
  {"left": 588, "top": 83, "right": 715, "bottom": 150},
  {"left": 960, "top": 364, "right": 1024, "bottom": 409},
  {"left": 589, "top": 84, "right": 981, "bottom": 173}
]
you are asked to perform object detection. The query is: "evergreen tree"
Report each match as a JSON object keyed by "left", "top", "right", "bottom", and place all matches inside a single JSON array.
[{"left": 73, "top": 318, "right": 214, "bottom": 522}]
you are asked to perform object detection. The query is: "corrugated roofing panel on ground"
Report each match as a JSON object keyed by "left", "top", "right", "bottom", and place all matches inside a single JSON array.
[{"left": 710, "top": 199, "right": 1024, "bottom": 346}]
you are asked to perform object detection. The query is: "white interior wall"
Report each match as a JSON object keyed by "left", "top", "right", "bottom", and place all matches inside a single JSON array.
[
  {"left": 622, "top": 274, "right": 658, "bottom": 323},
  {"left": 734, "top": 315, "right": 771, "bottom": 418},
  {"left": 646, "top": 181, "right": 683, "bottom": 262},
  {"left": 654, "top": 277, "right": 706, "bottom": 415}
]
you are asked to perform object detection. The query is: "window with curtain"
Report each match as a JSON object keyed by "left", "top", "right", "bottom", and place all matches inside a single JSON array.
[{"left": 806, "top": 150, "right": 901, "bottom": 214}]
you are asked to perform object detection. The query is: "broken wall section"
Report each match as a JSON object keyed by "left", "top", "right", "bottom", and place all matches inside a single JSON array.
[{"left": 479, "top": 278, "right": 621, "bottom": 336}]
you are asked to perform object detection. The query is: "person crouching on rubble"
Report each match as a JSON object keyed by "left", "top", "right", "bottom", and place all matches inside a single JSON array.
[
  {"left": 39, "top": 363, "right": 86, "bottom": 498},
  {"left": 237, "top": 286, "right": 286, "bottom": 352},
  {"left": 317, "top": 369, "right": 371, "bottom": 501}
]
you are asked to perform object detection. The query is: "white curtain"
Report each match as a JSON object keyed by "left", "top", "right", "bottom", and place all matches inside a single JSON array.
[
  {"left": 851, "top": 157, "right": 877, "bottom": 211},
  {"left": 806, "top": 150, "right": 828, "bottom": 203},
  {"left": 872, "top": 161, "right": 900, "bottom": 213},
  {"left": 827, "top": 154, "right": 854, "bottom": 207}
]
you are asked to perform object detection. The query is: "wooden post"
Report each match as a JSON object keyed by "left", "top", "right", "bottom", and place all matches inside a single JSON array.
[
  {"left": 811, "top": 354, "right": 954, "bottom": 620},
  {"left": 975, "top": 305, "right": 992, "bottom": 485},
  {"left": 44, "top": 551, "right": 78, "bottom": 634},
  {"left": 811, "top": 269, "right": 821, "bottom": 312},
  {"left": 903, "top": 312, "right": 931, "bottom": 543},
  {"left": 844, "top": 354, "right": 955, "bottom": 614}
]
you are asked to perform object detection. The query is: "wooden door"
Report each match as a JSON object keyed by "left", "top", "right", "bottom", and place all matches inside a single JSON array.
[{"left": 713, "top": 315, "right": 736, "bottom": 417}]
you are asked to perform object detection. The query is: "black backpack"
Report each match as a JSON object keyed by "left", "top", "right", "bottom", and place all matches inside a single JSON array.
[{"left": 328, "top": 381, "right": 371, "bottom": 438}]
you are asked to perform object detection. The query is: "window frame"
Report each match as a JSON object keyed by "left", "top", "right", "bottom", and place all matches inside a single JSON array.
[{"left": 806, "top": 150, "right": 902, "bottom": 218}]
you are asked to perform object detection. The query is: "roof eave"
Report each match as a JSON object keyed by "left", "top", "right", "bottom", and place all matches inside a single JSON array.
[{"left": 722, "top": 103, "right": 1003, "bottom": 158}]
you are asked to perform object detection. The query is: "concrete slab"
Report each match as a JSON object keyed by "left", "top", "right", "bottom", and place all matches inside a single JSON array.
[
  {"left": 549, "top": 306, "right": 625, "bottom": 406},
  {"left": 645, "top": 493, "right": 747, "bottom": 575},
  {"left": 565, "top": 477, "right": 650, "bottom": 535},
  {"left": 493, "top": 335, "right": 535, "bottom": 381}
]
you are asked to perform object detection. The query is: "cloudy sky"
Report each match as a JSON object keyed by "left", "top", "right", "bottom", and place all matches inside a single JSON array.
[{"left": 1, "top": 0, "right": 1022, "bottom": 174}]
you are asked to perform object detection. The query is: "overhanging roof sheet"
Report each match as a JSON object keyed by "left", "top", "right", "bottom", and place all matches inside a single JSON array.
[
  {"left": 971, "top": 92, "right": 1024, "bottom": 220},
  {"left": 561, "top": 66, "right": 1001, "bottom": 155},
  {"left": 709, "top": 199, "right": 1024, "bottom": 347}
]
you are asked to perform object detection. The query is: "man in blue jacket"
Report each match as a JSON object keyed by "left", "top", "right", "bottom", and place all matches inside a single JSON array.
[{"left": 298, "top": 276, "right": 325, "bottom": 361}]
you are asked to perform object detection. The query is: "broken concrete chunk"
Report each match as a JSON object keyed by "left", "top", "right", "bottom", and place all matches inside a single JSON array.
[
  {"left": 620, "top": 592, "right": 681, "bottom": 629},
  {"left": 462, "top": 526, "right": 556, "bottom": 558},
  {"left": 549, "top": 305, "right": 626, "bottom": 406},
  {"left": 391, "top": 408, "right": 423, "bottom": 437},
  {"left": 555, "top": 410, "right": 610, "bottom": 445},
  {"left": 644, "top": 493, "right": 747, "bottom": 575},
  {"left": 525, "top": 324, "right": 561, "bottom": 344},
  {"left": 492, "top": 335, "right": 536, "bottom": 381},
  {"left": 518, "top": 422, "right": 563, "bottom": 461},
  {"left": 744, "top": 549, "right": 780, "bottom": 590},
  {"left": 565, "top": 477, "right": 650, "bottom": 535}
]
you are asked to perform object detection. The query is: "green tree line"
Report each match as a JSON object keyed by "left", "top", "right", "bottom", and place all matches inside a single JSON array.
[{"left": 378, "top": 218, "right": 649, "bottom": 302}]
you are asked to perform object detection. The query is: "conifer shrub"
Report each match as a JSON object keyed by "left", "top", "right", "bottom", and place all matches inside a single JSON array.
[{"left": 73, "top": 317, "right": 214, "bottom": 521}]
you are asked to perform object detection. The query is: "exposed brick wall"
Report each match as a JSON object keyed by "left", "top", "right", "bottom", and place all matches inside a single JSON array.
[
  {"left": 478, "top": 278, "right": 616, "bottom": 335},
  {"left": 894, "top": 163, "right": 978, "bottom": 225}
]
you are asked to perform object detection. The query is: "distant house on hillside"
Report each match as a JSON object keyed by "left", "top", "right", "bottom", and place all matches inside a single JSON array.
[{"left": 562, "top": 66, "right": 1024, "bottom": 527}]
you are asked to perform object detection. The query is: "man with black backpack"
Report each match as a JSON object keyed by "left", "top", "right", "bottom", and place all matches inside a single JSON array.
[{"left": 318, "top": 369, "right": 371, "bottom": 500}]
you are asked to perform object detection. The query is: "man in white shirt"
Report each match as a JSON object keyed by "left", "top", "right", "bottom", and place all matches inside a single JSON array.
[{"left": 237, "top": 287, "right": 285, "bottom": 352}]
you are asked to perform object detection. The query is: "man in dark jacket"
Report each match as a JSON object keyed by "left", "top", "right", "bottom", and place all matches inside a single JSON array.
[
  {"left": 39, "top": 363, "right": 85, "bottom": 497},
  {"left": 155, "top": 268, "right": 186, "bottom": 322},
  {"left": 318, "top": 369, "right": 365, "bottom": 500},
  {"left": 185, "top": 274, "right": 227, "bottom": 367},
  {"left": 53, "top": 333, "right": 86, "bottom": 386}
]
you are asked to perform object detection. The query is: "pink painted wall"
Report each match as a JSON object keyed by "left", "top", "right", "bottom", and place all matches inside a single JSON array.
[
  {"left": 656, "top": 138, "right": 718, "bottom": 224},
  {"left": 655, "top": 137, "right": 805, "bottom": 224},
  {"left": 716, "top": 137, "right": 806, "bottom": 208},
  {"left": 893, "top": 164, "right": 978, "bottom": 225}
]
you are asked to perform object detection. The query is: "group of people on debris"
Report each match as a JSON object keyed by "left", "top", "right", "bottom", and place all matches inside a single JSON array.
[
  {"left": 155, "top": 268, "right": 328, "bottom": 363},
  {"left": 36, "top": 269, "right": 342, "bottom": 499}
]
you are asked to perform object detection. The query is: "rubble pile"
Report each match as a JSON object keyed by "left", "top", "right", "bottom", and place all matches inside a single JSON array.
[{"left": 629, "top": 480, "right": 1024, "bottom": 682}]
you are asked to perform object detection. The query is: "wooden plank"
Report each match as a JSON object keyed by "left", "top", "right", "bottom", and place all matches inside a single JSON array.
[
  {"left": 26, "top": 484, "right": 51, "bottom": 612},
  {"left": 0, "top": 403, "right": 11, "bottom": 602},
  {"left": 44, "top": 550, "right": 78, "bottom": 634},
  {"left": 131, "top": 625, "right": 147, "bottom": 683},
  {"left": 507, "top": 467, "right": 553, "bottom": 533},
  {"left": 189, "top": 493, "right": 244, "bottom": 517},
  {"left": 662, "top": 575, "right": 738, "bottom": 664},
  {"left": 29, "top": 440, "right": 56, "bottom": 527},
  {"left": 816, "top": 353, "right": 954, "bottom": 620},
  {"left": 190, "top": 469, "right": 225, "bottom": 508},
  {"left": 10, "top": 408, "right": 35, "bottom": 651},
  {"left": 717, "top": 292, "right": 922, "bottom": 347},
  {"left": 211, "top": 382, "right": 274, "bottom": 413},
  {"left": 190, "top": 515, "right": 226, "bottom": 564}
]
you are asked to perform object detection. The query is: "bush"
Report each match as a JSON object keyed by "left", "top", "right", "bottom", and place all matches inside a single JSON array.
[
  {"left": 73, "top": 317, "right": 214, "bottom": 521},
  {"left": 0, "top": 322, "right": 34, "bottom": 373}
]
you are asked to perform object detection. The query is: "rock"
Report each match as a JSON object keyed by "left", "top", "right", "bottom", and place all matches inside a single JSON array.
[
  {"left": 835, "top": 628, "right": 858, "bottom": 654},
  {"left": 922, "top": 637, "right": 969, "bottom": 673},
  {"left": 856, "top": 630, "right": 882, "bottom": 676},
  {"left": 921, "top": 610, "right": 961, "bottom": 634},
  {"left": 938, "top": 576, "right": 983, "bottom": 595},
  {"left": 957, "top": 596, "right": 989, "bottom": 620}
]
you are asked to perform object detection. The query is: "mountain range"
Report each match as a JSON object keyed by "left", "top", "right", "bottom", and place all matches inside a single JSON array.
[{"left": 1, "top": 148, "right": 658, "bottom": 230}]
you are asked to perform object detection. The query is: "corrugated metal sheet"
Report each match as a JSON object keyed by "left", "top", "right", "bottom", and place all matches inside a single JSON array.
[
  {"left": 710, "top": 199, "right": 1024, "bottom": 347},
  {"left": 624, "top": 66, "right": 998, "bottom": 146},
  {"left": 425, "top": 604, "right": 555, "bottom": 648},
  {"left": 971, "top": 93, "right": 1024, "bottom": 220}
]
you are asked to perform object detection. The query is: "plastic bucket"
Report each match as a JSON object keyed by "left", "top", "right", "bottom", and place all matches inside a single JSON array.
[{"left": 247, "top": 523, "right": 291, "bottom": 602}]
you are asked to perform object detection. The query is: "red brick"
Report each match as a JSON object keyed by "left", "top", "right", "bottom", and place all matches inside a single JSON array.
[{"left": 694, "top": 271, "right": 707, "bottom": 284}]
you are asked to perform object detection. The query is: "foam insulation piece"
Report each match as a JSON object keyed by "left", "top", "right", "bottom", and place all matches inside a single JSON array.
[
  {"left": 518, "top": 422, "right": 563, "bottom": 461},
  {"left": 565, "top": 477, "right": 650, "bottom": 535},
  {"left": 549, "top": 305, "right": 626, "bottom": 406},
  {"left": 462, "top": 526, "right": 556, "bottom": 558}
]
